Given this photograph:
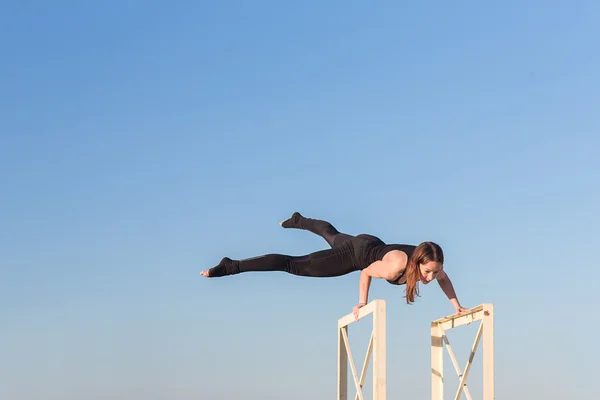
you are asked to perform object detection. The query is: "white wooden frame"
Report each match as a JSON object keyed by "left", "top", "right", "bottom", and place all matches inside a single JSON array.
[
  {"left": 337, "top": 299, "right": 386, "bottom": 400},
  {"left": 431, "top": 304, "right": 495, "bottom": 400}
]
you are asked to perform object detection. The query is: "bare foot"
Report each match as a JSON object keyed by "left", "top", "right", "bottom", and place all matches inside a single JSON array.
[
  {"left": 280, "top": 211, "right": 303, "bottom": 228},
  {"left": 200, "top": 270, "right": 209, "bottom": 277}
]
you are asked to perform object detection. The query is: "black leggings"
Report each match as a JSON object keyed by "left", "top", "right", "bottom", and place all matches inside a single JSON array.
[{"left": 207, "top": 212, "right": 360, "bottom": 278}]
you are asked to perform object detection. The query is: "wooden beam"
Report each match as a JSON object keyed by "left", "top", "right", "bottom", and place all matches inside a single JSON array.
[
  {"left": 431, "top": 303, "right": 495, "bottom": 400},
  {"left": 432, "top": 304, "right": 486, "bottom": 331},
  {"left": 338, "top": 299, "right": 381, "bottom": 329},
  {"left": 337, "top": 299, "right": 386, "bottom": 400}
]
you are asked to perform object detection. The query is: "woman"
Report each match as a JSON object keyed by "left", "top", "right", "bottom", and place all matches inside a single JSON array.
[{"left": 201, "top": 212, "right": 468, "bottom": 318}]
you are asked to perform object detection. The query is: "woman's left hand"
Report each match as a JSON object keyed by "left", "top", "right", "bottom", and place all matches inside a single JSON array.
[{"left": 454, "top": 306, "right": 469, "bottom": 314}]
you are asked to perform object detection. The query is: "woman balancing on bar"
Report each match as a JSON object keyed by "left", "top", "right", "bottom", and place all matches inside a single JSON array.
[{"left": 200, "top": 212, "right": 468, "bottom": 319}]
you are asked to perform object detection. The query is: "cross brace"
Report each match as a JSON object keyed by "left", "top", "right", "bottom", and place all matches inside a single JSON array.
[
  {"left": 431, "top": 303, "right": 495, "bottom": 400},
  {"left": 337, "top": 299, "right": 386, "bottom": 400}
]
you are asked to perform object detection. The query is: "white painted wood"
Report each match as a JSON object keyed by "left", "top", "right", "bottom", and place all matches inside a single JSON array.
[
  {"left": 431, "top": 303, "right": 495, "bottom": 400},
  {"left": 433, "top": 305, "right": 485, "bottom": 331},
  {"left": 337, "top": 299, "right": 386, "bottom": 400},
  {"left": 373, "top": 300, "right": 386, "bottom": 400},
  {"left": 482, "top": 304, "right": 494, "bottom": 400},
  {"left": 338, "top": 325, "right": 348, "bottom": 400},
  {"left": 441, "top": 326, "right": 473, "bottom": 400},
  {"left": 431, "top": 322, "right": 444, "bottom": 400},
  {"left": 338, "top": 300, "right": 379, "bottom": 328},
  {"left": 341, "top": 326, "right": 365, "bottom": 400},
  {"left": 453, "top": 321, "right": 483, "bottom": 400},
  {"left": 354, "top": 332, "right": 373, "bottom": 400}
]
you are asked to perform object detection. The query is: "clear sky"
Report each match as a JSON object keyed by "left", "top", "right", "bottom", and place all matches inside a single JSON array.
[{"left": 2, "top": 1, "right": 599, "bottom": 399}]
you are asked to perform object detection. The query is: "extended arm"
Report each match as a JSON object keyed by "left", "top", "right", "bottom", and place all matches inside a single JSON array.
[
  {"left": 356, "top": 251, "right": 406, "bottom": 307},
  {"left": 436, "top": 270, "right": 467, "bottom": 313},
  {"left": 358, "top": 269, "right": 372, "bottom": 305},
  {"left": 353, "top": 267, "right": 380, "bottom": 321}
]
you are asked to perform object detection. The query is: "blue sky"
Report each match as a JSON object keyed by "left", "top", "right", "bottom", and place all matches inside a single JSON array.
[{"left": 1, "top": 1, "right": 599, "bottom": 399}]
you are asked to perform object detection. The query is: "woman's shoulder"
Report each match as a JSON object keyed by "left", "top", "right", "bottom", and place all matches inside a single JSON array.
[
  {"left": 381, "top": 248, "right": 409, "bottom": 263},
  {"left": 384, "top": 243, "right": 417, "bottom": 257}
]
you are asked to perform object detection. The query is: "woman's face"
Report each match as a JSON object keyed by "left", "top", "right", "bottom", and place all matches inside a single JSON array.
[{"left": 419, "top": 260, "right": 443, "bottom": 284}]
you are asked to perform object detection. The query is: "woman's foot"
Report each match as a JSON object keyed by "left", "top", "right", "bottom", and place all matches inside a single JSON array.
[
  {"left": 280, "top": 211, "right": 304, "bottom": 228},
  {"left": 200, "top": 257, "right": 235, "bottom": 278}
]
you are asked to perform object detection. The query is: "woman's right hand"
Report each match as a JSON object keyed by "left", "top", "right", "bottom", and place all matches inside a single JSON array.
[{"left": 353, "top": 303, "right": 366, "bottom": 321}]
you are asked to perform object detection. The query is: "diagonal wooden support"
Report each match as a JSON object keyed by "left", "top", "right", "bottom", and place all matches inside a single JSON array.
[
  {"left": 354, "top": 331, "right": 374, "bottom": 400},
  {"left": 431, "top": 304, "right": 494, "bottom": 400},
  {"left": 340, "top": 328, "right": 365, "bottom": 400},
  {"left": 440, "top": 326, "right": 473, "bottom": 400},
  {"left": 338, "top": 299, "right": 386, "bottom": 400},
  {"left": 452, "top": 321, "right": 483, "bottom": 400}
]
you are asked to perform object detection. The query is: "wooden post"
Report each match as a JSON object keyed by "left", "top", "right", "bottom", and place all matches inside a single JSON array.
[
  {"left": 338, "top": 324, "right": 348, "bottom": 400},
  {"left": 430, "top": 303, "right": 495, "bottom": 400},
  {"left": 482, "top": 304, "right": 494, "bottom": 400},
  {"left": 337, "top": 299, "right": 386, "bottom": 400},
  {"left": 431, "top": 320, "right": 444, "bottom": 400}
]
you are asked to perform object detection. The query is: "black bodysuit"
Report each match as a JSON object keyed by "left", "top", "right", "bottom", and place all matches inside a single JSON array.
[
  {"left": 207, "top": 213, "right": 416, "bottom": 285},
  {"left": 354, "top": 234, "right": 416, "bottom": 285}
]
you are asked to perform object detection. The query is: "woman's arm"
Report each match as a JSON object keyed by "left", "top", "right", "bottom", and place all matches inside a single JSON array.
[
  {"left": 353, "top": 269, "right": 374, "bottom": 321},
  {"left": 358, "top": 269, "right": 372, "bottom": 305},
  {"left": 353, "top": 252, "right": 407, "bottom": 320},
  {"left": 436, "top": 271, "right": 467, "bottom": 313}
]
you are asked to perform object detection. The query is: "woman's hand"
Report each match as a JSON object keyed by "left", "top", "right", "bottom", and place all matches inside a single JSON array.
[
  {"left": 454, "top": 305, "right": 469, "bottom": 314},
  {"left": 436, "top": 272, "right": 468, "bottom": 315},
  {"left": 353, "top": 303, "right": 366, "bottom": 321}
]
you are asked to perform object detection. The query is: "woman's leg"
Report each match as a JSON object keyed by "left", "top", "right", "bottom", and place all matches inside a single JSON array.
[
  {"left": 202, "top": 245, "right": 357, "bottom": 278},
  {"left": 280, "top": 212, "right": 353, "bottom": 248}
]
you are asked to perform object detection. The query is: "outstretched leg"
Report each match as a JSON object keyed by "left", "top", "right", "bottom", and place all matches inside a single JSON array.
[
  {"left": 200, "top": 244, "right": 357, "bottom": 278},
  {"left": 280, "top": 212, "right": 353, "bottom": 248}
]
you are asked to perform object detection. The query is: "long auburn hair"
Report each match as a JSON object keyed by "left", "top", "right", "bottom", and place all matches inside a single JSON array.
[{"left": 404, "top": 241, "right": 444, "bottom": 304}]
